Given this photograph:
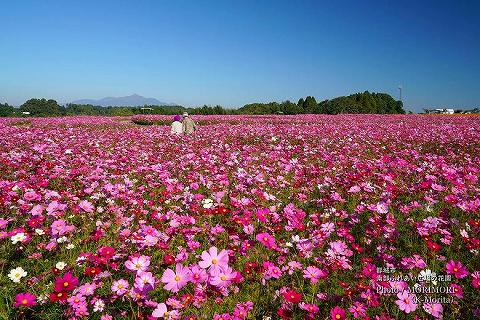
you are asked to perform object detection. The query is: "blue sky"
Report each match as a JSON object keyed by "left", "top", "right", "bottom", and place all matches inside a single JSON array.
[{"left": 1, "top": 0, "right": 479, "bottom": 111}]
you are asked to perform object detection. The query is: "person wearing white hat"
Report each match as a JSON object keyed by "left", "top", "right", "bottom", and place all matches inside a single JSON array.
[{"left": 182, "top": 112, "right": 196, "bottom": 135}]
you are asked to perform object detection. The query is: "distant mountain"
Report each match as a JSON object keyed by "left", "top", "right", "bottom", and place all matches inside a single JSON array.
[{"left": 71, "top": 94, "right": 175, "bottom": 107}]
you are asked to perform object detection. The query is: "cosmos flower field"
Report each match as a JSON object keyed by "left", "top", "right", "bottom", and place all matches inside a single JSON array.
[{"left": 0, "top": 115, "right": 479, "bottom": 320}]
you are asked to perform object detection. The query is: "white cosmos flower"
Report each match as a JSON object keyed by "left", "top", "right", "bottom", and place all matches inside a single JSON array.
[
  {"left": 35, "top": 229, "right": 45, "bottom": 235},
  {"left": 66, "top": 243, "right": 75, "bottom": 250},
  {"left": 93, "top": 299, "right": 105, "bottom": 312},
  {"left": 202, "top": 198, "right": 214, "bottom": 209},
  {"left": 11, "top": 233, "right": 26, "bottom": 244},
  {"left": 8, "top": 267, "right": 27, "bottom": 283},
  {"left": 37, "top": 294, "right": 48, "bottom": 304},
  {"left": 56, "top": 262, "right": 67, "bottom": 270},
  {"left": 460, "top": 229, "right": 469, "bottom": 238},
  {"left": 419, "top": 269, "right": 437, "bottom": 285},
  {"left": 56, "top": 236, "right": 68, "bottom": 243}
]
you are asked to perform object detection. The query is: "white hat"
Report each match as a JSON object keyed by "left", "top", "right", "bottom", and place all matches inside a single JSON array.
[{"left": 183, "top": 112, "right": 189, "bottom": 117}]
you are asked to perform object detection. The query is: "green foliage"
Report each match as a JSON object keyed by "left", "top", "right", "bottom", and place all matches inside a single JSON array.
[
  {"left": 131, "top": 119, "right": 154, "bottom": 126},
  {"left": 239, "top": 91, "right": 405, "bottom": 115},
  {"left": 303, "top": 96, "right": 317, "bottom": 113},
  {"left": 0, "top": 103, "right": 16, "bottom": 117},
  {"left": 317, "top": 91, "right": 405, "bottom": 114},
  {"left": 20, "top": 99, "right": 63, "bottom": 117}
]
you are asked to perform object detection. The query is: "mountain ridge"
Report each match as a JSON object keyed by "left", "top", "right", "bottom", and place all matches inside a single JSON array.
[{"left": 71, "top": 94, "right": 175, "bottom": 106}]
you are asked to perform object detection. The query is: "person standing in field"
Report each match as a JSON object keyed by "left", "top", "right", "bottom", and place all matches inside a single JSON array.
[
  {"left": 170, "top": 115, "right": 183, "bottom": 134},
  {"left": 182, "top": 112, "right": 196, "bottom": 135}
]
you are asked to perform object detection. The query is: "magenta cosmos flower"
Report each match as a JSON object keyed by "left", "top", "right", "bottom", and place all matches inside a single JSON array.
[
  {"left": 445, "top": 260, "right": 469, "bottom": 278},
  {"left": 198, "top": 246, "right": 229, "bottom": 272},
  {"left": 54, "top": 272, "right": 79, "bottom": 292},
  {"left": 14, "top": 292, "right": 37, "bottom": 307},
  {"left": 299, "top": 302, "right": 319, "bottom": 314},
  {"left": 330, "top": 306, "right": 346, "bottom": 320},
  {"left": 256, "top": 232, "right": 276, "bottom": 249},
  {"left": 161, "top": 264, "right": 191, "bottom": 293}
]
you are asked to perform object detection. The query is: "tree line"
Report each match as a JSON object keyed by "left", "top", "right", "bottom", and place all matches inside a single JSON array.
[
  {"left": 239, "top": 92, "right": 405, "bottom": 114},
  {"left": 0, "top": 91, "right": 406, "bottom": 117}
]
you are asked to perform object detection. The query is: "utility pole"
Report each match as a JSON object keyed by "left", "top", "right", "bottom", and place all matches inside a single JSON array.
[{"left": 398, "top": 85, "right": 403, "bottom": 104}]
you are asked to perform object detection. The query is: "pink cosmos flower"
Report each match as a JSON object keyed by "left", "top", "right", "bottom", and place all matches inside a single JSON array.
[
  {"left": 67, "top": 294, "right": 86, "bottom": 309},
  {"left": 423, "top": 302, "right": 443, "bottom": 318},
  {"left": 445, "top": 260, "right": 468, "bottom": 278},
  {"left": 198, "top": 246, "right": 229, "bottom": 272},
  {"left": 256, "top": 232, "right": 276, "bottom": 249},
  {"left": 161, "top": 264, "right": 191, "bottom": 293},
  {"left": 45, "top": 241, "right": 57, "bottom": 251},
  {"left": 24, "top": 191, "right": 41, "bottom": 201},
  {"left": 376, "top": 202, "right": 389, "bottom": 214},
  {"left": 152, "top": 303, "right": 168, "bottom": 318},
  {"left": 0, "top": 218, "right": 8, "bottom": 229},
  {"left": 262, "top": 261, "right": 282, "bottom": 280},
  {"left": 111, "top": 279, "right": 129, "bottom": 295},
  {"left": 77, "top": 283, "right": 96, "bottom": 296},
  {"left": 79, "top": 200, "right": 94, "bottom": 213},
  {"left": 166, "top": 297, "right": 182, "bottom": 309},
  {"left": 303, "top": 266, "right": 327, "bottom": 284},
  {"left": 284, "top": 261, "right": 303, "bottom": 275},
  {"left": 348, "top": 301, "right": 367, "bottom": 318},
  {"left": 14, "top": 292, "right": 36, "bottom": 307},
  {"left": 190, "top": 265, "right": 208, "bottom": 284},
  {"left": 348, "top": 185, "right": 361, "bottom": 193},
  {"left": 51, "top": 219, "right": 67, "bottom": 236},
  {"left": 327, "top": 241, "right": 353, "bottom": 257},
  {"left": 209, "top": 266, "right": 236, "bottom": 288},
  {"left": 395, "top": 291, "right": 417, "bottom": 313},
  {"left": 134, "top": 271, "right": 155, "bottom": 291},
  {"left": 125, "top": 255, "right": 151, "bottom": 273},
  {"left": 74, "top": 303, "right": 89, "bottom": 317}
]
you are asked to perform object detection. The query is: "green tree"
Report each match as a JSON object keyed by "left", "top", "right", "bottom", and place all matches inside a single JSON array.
[
  {"left": 297, "top": 98, "right": 305, "bottom": 109},
  {"left": 0, "top": 103, "right": 16, "bottom": 117},
  {"left": 20, "top": 98, "right": 62, "bottom": 116},
  {"left": 303, "top": 96, "right": 317, "bottom": 113}
]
